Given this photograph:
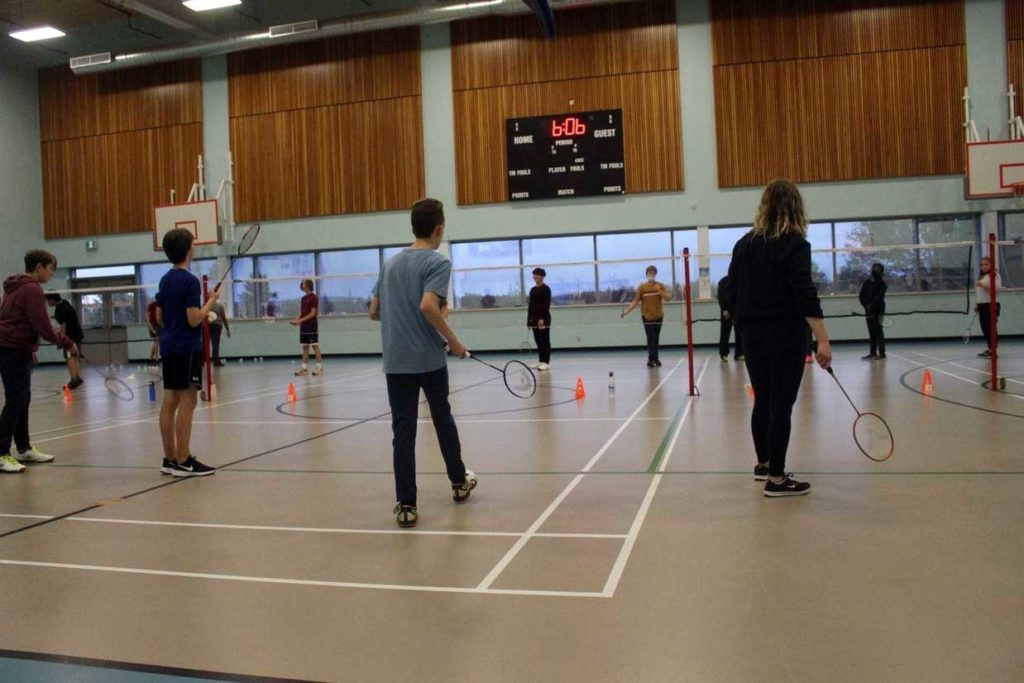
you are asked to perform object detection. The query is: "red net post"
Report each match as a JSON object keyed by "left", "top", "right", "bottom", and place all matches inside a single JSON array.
[
  {"left": 988, "top": 233, "right": 998, "bottom": 391},
  {"left": 683, "top": 248, "right": 696, "bottom": 396},
  {"left": 202, "top": 275, "right": 213, "bottom": 401}
]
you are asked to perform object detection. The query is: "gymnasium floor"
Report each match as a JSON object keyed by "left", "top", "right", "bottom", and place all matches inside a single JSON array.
[{"left": 0, "top": 342, "right": 1021, "bottom": 682}]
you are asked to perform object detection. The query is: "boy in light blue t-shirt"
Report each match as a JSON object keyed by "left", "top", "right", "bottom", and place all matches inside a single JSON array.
[{"left": 370, "top": 198, "right": 477, "bottom": 528}]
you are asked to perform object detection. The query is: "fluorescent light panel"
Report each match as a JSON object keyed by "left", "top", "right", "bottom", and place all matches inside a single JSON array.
[
  {"left": 183, "top": 0, "right": 242, "bottom": 11},
  {"left": 9, "top": 26, "right": 66, "bottom": 42}
]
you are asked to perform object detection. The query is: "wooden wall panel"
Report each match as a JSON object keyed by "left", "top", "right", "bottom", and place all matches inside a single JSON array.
[
  {"left": 228, "top": 28, "right": 420, "bottom": 117},
  {"left": 1009, "top": 1, "right": 1024, "bottom": 118},
  {"left": 454, "top": 72, "right": 682, "bottom": 205},
  {"left": 451, "top": 0, "right": 677, "bottom": 90},
  {"left": 451, "top": 0, "right": 682, "bottom": 204},
  {"left": 715, "top": 46, "right": 965, "bottom": 187},
  {"left": 713, "top": 0, "right": 963, "bottom": 65},
  {"left": 42, "top": 124, "right": 202, "bottom": 239},
  {"left": 1008, "top": 0, "right": 1024, "bottom": 40},
  {"left": 230, "top": 97, "right": 424, "bottom": 222},
  {"left": 39, "top": 61, "right": 201, "bottom": 142}
]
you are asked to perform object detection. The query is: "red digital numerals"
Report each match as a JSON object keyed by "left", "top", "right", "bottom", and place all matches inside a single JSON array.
[{"left": 551, "top": 117, "right": 587, "bottom": 137}]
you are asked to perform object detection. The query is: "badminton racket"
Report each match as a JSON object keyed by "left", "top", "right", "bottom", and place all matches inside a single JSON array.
[
  {"left": 76, "top": 353, "right": 135, "bottom": 401},
  {"left": 465, "top": 353, "right": 537, "bottom": 398},
  {"left": 827, "top": 367, "right": 894, "bottom": 462},
  {"left": 212, "top": 222, "right": 261, "bottom": 292},
  {"left": 881, "top": 316, "right": 895, "bottom": 328},
  {"left": 962, "top": 312, "right": 977, "bottom": 344}
]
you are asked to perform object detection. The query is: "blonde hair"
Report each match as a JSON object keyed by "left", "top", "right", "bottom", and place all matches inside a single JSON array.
[{"left": 752, "top": 179, "right": 807, "bottom": 239}]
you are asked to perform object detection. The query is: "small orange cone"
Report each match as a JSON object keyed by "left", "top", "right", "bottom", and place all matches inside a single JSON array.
[
  {"left": 575, "top": 377, "right": 586, "bottom": 400},
  {"left": 922, "top": 369, "right": 934, "bottom": 394},
  {"left": 63, "top": 385, "right": 72, "bottom": 404},
  {"left": 745, "top": 383, "right": 755, "bottom": 399},
  {"left": 287, "top": 382, "right": 297, "bottom": 402}
]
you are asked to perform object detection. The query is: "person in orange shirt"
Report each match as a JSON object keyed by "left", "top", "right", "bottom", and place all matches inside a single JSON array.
[{"left": 621, "top": 265, "right": 672, "bottom": 367}]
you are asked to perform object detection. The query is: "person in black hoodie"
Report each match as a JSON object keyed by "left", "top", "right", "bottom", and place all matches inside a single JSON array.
[
  {"left": 858, "top": 263, "right": 887, "bottom": 360},
  {"left": 527, "top": 268, "right": 552, "bottom": 370},
  {"left": 724, "top": 180, "right": 832, "bottom": 497},
  {"left": 0, "top": 250, "right": 79, "bottom": 472},
  {"left": 716, "top": 275, "right": 743, "bottom": 363}
]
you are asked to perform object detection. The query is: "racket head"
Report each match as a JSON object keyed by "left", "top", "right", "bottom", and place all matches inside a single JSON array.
[
  {"left": 519, "top": 340, "right": 533, "bottom": 354},
  {"left": 236, "top": 222, "right": 260, "bottom": 255},
  {"left": 104, "top": 376, "right": 136, "bottom": 401},
  {"left": 502, "top": 360, "right": 537, "bottom": 399},
  {"left": 852, "top": 411, "right": 894, "bottom": 462},
  {"left": 881, "top": 316, "right": 895, "bottom": 328}
]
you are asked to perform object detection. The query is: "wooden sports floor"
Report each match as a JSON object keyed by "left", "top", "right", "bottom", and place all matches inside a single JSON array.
[{"left": 0, "top": 342, "right": 1021, "bottom": 682}]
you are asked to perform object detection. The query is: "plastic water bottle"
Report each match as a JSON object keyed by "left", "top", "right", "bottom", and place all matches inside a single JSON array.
[
  {"left": 148, "top": 381, "right": 156, "bottom": 402},
  {"left": 608, "top": 371, "right": 615, "bottom": 398}
]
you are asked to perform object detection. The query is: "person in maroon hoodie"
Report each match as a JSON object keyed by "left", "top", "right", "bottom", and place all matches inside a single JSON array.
[{"left": 0, "top": 250, "right": 78, "bottom": 473}]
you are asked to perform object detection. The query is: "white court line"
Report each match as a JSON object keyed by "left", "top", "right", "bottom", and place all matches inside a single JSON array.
[
  {"left": 602, "top": 359, "right": 709, "bottom": 597},
  {"left": 890, "top": 352, "right": 1024, "bottom": 400},
  {"left": 475, "top": 357, "right": 686, "bottom": 591},
  {"left": 189, "top": 417, "right": 672, "bottom": 425},
  {"left": 904, "top": 350, "right": 1024, "bottom": 396},
  {"left": 0, "top": 560, "right": 609, "bottom": 598},
  {"left": 0, "top": 514, "right": 627, "bottom": 539}
]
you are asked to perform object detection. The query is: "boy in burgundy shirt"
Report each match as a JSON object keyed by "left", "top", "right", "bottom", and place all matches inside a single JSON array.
[
  {"left": 0, "top": 250, "right": 79, "bottom": 472},
  {"left": 291, "top": 279, "right": 323, "bottom": 376}
]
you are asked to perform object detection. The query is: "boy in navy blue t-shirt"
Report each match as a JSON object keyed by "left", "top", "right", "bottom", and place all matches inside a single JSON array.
[{"left": 155, "top": 228, "right": 219, "bottom": 477}]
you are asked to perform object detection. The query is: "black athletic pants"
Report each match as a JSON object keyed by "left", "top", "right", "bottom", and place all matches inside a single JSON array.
[
  {"left": 0, "top": 346, "right": 33, "bottom": 455},
  {"left": 866, "top": 314, "right": 885, "bottom": 356},
  {"left": 742, "top": 319, "right": 807, "bottom": 477},
  {"left": 643, "top": 317, "right": 663, "bottom": 362},
  {"left": 532, "top": 327, "right": 551, "bottom": 364},
  {"left": 718, "top": 315, "right": 743, "bottom": 358},
  {"left": 386, "top": 367, "right": 467, "bottom": 506},
  {"left": 210, "top": 324, "right": 223, "bottom": 363},
  {"left": 978, "top": 303, "right": 1000, "bottom": 349}
]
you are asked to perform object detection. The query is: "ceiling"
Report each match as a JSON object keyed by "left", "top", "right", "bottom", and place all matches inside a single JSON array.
[{"left": 0, "top": 0, "right": 453, "bottom": 69}]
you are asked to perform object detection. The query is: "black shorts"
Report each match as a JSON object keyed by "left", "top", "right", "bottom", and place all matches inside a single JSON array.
[
  {"left": 148, "top": 326, "right": 161, "bottom": 339},
  {"left": 300, "top": 332, "right": 319, "bottom": 345},
  {"left": 162, "top": 351, "right": 204, "bottom": 391}
]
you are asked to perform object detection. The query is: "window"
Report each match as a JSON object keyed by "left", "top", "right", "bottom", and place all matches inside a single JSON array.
[
  {"left": 383, "top": 246, "right": 406, "bottom": 263},
  {"left": 230, "top": 257, "right": 257, "bottom": 319},
  {"left": 318, "top": 249, "right": 380, "bottom": 314},
  {"left": 672, "top": 229, "right": 699, "bottom": 299},
  {"left": 807, "top": 223, "right": 834, "bottom": 294},
  {"left": 707, "top": 227, "right": 748, "bottom": 291},
  {"left": 917, "top": 217, "right": 975, "bottom": 292},
  {"left": 189, "top": 259, "right": 218, "bottom": 282},
  {"left": 597, "top": 232, "right": 672, "bottom": 303},
  {"left": 452, "top": 240, "right": 521, "bottom": 309},
  {"left": 835, "top": 219, "right": 915, "bottom": 293},
  {"left": 523, "top": 236, "right": 595, "bottom": 305},
  {"left": 255, "top": 253, "right": 314, "bottom": 318},
  {"left": 74, "top": 265, "right": 134, "bottom": 279}
]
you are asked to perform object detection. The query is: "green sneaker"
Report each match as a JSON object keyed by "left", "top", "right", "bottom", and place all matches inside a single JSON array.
[
  {"left": 15, "top": 447, "right": 55, "bottom": 463},
  {"left": 393, "top": 504, "right": 418, "bottom": 528},
  {"left": 1, "top": 454, "right": 27, "bottom": 473}
]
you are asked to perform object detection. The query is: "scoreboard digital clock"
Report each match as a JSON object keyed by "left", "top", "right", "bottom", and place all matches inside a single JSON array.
[{"left": 506, "top": 109, "right": 625, "bottom": 202}]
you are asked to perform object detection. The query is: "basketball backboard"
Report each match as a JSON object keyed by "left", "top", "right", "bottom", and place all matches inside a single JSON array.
[
  {"left": 153, "top": 199, "right": 219, "bottom": 251},
  {"left": 965, "top": 140, "right": 1024, "bottom": 199}
]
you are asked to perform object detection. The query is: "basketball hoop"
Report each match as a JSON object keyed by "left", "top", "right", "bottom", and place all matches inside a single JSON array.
[{"left": 1013, "top": 183, "right": 1024, "bottom": 208}]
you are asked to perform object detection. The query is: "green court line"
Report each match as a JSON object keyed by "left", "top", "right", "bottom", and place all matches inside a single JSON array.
[{"left": 645, "top": 399, "right": 690, "bottom": 473}]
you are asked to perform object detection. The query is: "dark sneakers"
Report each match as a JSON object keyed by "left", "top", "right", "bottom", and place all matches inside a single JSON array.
[
  {"left": 160, "top": 458, "right": 174, "bottom": 475},
  {"left": 453, "top": 469, "right": 478, "bottom": 502},
  {"left": 67, "top": 377, "right": 84, "bottom": 389},
  {"left": 394, "top": 504, "right": 418, "bottom": 528},
  {"left": 170, "top": 456, "right": 216, "bottom": 478},
  {"left": 764, "top": 476, "right": 811, "bottom": 497},
  {"left": 753, "top": 463, "right": 770, "bottom": 481}
]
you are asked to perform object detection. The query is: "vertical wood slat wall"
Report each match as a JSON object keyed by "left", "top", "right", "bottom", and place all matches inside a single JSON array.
[
  {"left": 711, "top": 0, "right": 966, "bottom": 188},
  {"left": 451, "top": 0, "right": 682, "bottom": 206},
  {"left": 39, "top": 61, "right": 202, "bottom": 239},
  {"left": 1008, "top": 0, "right": 1024, "bottom": 118},
  {"left": 227, "top": 28, "right": 424, "bottom": 222}
]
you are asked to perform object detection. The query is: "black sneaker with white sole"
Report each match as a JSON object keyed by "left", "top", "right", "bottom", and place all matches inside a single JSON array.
[
  {"left": 452, "top": 469, "right": 477, "bottom": 502},
  {"left": 394, "top": 504, "right": 418, "bottom": 528},
  {"left": 170, "top": 455, "right": 216, "bottom": 477},
  {"left": 753, "top": 463, "right": 770, "bottom": 481},
  {"left": 764, "top": 476, "right": 811, "bottom": 497},
  {"left": 160, "top": 458, "right": 174, "bottom": 475}
]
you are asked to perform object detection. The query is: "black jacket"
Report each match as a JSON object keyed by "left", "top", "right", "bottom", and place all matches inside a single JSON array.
[
  {"left": 527, "top": 284, "right": 551, "bottom": 327},
  {"left": 858, "top": 276, "right": 887, "bottom": 316},
  {"left": 717, "top": 276, "right": 734, "bottom": 313},
  {"left": 724, "top": 231, "right": 823, "bottom": 324}
]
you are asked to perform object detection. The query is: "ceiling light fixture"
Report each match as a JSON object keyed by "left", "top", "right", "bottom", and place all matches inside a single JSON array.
[
  {"left": 9, "top": 26, "right": 66, "bottom": 42},
  {"left": 439, "top": 0, "right": 503, "bottom": 11},
  {"left": 183, "top": 0, "right": 243, "bottom": 12}
]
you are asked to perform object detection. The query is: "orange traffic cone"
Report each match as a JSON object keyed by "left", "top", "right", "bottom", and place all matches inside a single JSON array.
[
  {"left": 575, "top": 377, "right": 586, "bottom": 400},
  {"left": 922, "top": 369, "right": 934, "bottom": 394},
  {"left": 745, "top": 383, "right": 755, "bottom": 399},
  {"left": 287, "top": 382, "right": 297, "bottom": 402},
  {"left": 63, "top": 385, "right": 72, "bottom": 404}
]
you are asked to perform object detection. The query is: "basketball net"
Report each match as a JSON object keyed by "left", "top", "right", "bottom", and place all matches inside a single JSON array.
[{"left": 1013, "top": 182, "right": 1024, "bottom": 210}]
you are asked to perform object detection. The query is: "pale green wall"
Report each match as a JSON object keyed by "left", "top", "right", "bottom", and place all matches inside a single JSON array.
[
  {"left": 22, "top": 0, "right": 1024, "bottom": 360},
  {"left": 0, "top": 63, "right": 44, "bottom": 275}
]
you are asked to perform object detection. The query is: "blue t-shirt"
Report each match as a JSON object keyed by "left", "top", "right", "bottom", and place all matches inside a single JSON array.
[
  {"left": 372, "top": 248, "right": 450, "bottom": 374},
  {"left": 156, "top": 267, "right": 202, "bottom": 356}
]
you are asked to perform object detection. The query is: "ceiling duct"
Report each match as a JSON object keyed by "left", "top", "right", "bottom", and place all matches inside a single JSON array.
[
  {"left": 269, "top": 20, "right": 319, "bottom": 39},
  {"left": 70, "top": 0, "right": 636, "bottom": 74}
]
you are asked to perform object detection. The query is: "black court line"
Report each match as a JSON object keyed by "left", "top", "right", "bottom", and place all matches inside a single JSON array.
[
  {"left": 898, "top": 367, "right": 1024, "bottom": 419},
  {"left": 0, "top": 648, "right": 322, "bottom": 682},
  {"left": 0, "top": 375, "right": 498, "bottom": 541}
]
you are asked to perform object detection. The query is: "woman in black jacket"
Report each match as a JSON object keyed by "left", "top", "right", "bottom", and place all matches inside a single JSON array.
[
  {"left": 527, "top": 268, "right": 552, "bottom": 370},
  {"left": 725, "top": 180, "right": 832, "bottom": 497},
  {"left": 858, "top": 263, "right": 887, "bottom": 360}
]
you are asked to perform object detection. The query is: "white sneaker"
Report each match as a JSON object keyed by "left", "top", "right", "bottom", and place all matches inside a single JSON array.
[
  {"left": 1, "top": 454, "right": 27, "bottom": 472},
  {"left": 537, "top": 363, "right": 550, "bottom": 371},
  {"left": 294, "top": 367, "right": 309, "bottom": 376},
  {"left": 312, "top": 366, "right": 324, "bottom": 376},
  {"left": 15, "top": 447, "right": 55, "bottom": 463}
]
